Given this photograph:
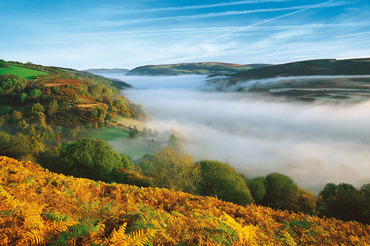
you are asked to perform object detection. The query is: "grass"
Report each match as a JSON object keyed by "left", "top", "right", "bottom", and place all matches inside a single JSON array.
[
  {"left": 115, "top": 117, "right": 147, "bottom": 131},
  {"left": 111, "top": 138, "right": 150, "bottom": 159},
  {"left": 0, "top": 63, "right": 49, "bottom": 79},
  {"left": 82, "top": 127, "right": 129, "bottom": 141},
  {"left": 81, "top": 126, "right": 152, "bottom": 159}
]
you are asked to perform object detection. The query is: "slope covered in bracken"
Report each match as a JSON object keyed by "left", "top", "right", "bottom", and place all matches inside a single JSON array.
[{"left": 0, "top": 156, "right": 369, "bottom": 245}]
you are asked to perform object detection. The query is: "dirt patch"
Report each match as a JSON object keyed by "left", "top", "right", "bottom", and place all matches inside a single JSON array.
[{"left": 37, "top": 78, "right": 82, "bottom": 87}]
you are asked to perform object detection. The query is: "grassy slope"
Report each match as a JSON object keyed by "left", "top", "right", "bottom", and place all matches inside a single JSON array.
[
  {"left": 82, "top": 127, "right": 129, "bottom": 141},
  {"left": 127, "top": 62, "right": 252, "bottom": 76},
  {"left": 0, "top": 63, "right": 49, "bottom": 79},
  {"left": 0, "top": 156, "right": 369, "bottom": 245}
]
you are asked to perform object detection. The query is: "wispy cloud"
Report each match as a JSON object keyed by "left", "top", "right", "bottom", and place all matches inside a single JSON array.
[
  {"left": 132, "top": 0, "right": 348, "bottom": 23},
  {"left": 145, "top": 0, "right": 291, "bottom": 12},
  {"left": 205, "top": 0, "right": 348, "bottom": 42}
]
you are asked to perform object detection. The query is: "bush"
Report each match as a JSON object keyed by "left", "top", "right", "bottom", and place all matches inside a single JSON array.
[
  {"left": 58, "top": 138, "right": 126, "bottom": 182},
  {"left": 30, "top": 89, "right": 42, "bottom": 98},
  {"left": 318, "top": 183, "right": 369, "bottom": 224},
  {"left": 248, "top": 177, "right": 266, "bottom": 203},
  {"left": 140, "top": 147, "right": 200, "bottom": 194},
  {"left": 198, "top": 160, "right": 254, "bottom": 205},
  {"left": 0, "top": 59, "right": 9, "bottom": 68},
  {"left": 261, "top": 173, "right": 298, "bottom": 211}
]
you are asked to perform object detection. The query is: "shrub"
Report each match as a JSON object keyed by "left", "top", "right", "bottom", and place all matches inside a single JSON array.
[
  {"left": 59, "top": 138, "right": 126, "bottom": 182},
  {"left": 198, "top": 160, "right": 254, "bottom": 205}
]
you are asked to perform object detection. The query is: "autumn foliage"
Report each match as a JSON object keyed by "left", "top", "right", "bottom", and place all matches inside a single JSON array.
[{"left": 0, "top": 156, "right": 369, "bottom": 245}]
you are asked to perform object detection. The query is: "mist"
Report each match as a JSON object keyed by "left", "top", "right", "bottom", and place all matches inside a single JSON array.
[
  {"left": 206, "top": 75, "right": 370, "bottom": 91},
  {"left": 106, "top": 74, "right": 370, "bottom": 193}
]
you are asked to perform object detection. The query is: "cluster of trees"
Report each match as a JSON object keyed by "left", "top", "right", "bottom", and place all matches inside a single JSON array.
[
  {"left": 0, "top": 74, "right": 28, "bottom": 105},
  {"left": 317, "top": 183, "right": 369, "bottom": 224},
  {"left": 0, "top": 59, "right": 9, "bottom": 68},
  {"left": 49, "top": 137, "right": 368, "bottom": 224}
]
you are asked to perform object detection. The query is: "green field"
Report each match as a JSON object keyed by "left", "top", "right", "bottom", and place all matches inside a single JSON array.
[
  {"left": 82, "top": 126, "right": 129, "bottom": 141},
  {"left": 0, "top": 63, "right": 49, "bottom": 79},
  {"left": 82, "top": 126, "right": 150, "bottom": 159}
]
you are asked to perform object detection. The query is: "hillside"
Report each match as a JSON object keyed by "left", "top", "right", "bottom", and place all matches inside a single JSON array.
[
  {"left": 0, "top": 60, "right": 140, "bottom": 126},
  {"left": 126, "top": 62, "right": 253, "bottom": 76},
  {"left": 0, "top": 156, "right": 369, "bottom": 245},
  {"left": 208, "top": 58, "right": 370, "bottom": 101},
  {"left": 84, "top": 68, "right": 129, "bottom": 74},
  {"left": 231, "top": 58, "right": 370, "bottom": 81},
  {"left": 0, "top": 59, "right": 143, "bottom": 164}
]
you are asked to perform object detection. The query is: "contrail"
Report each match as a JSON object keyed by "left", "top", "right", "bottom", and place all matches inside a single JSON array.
[
  {"left": 145, "top": 0, "right": 292, "bottom": 12},
  {"left": 206, "top": 0, "right": 345, "bottom": 43}
]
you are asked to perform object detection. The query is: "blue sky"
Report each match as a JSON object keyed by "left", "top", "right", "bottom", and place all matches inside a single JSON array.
[{"left": 1, "top": 0, "right": 370, "bottom": 69}]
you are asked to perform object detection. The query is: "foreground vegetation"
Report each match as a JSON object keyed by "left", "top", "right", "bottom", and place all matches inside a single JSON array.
[{"left": 0, "top": 156, "right": 369, "bottom": 245}]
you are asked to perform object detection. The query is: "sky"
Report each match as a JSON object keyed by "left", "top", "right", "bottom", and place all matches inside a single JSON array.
[{"left": 1, "top": 0, "right": 370, "bottom": 69}]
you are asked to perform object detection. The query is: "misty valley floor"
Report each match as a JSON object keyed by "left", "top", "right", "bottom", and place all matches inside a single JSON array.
[{"left": 96, "top": 73, "right": 370, "bottom": 193}]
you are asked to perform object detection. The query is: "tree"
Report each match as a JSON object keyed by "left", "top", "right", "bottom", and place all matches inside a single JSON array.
[
  {"left": 248, "top": 177, "right": 266, "bottom": 203},
  {"left": 198, "top": 160, "right": 254, "bottom": 205},
  {"left": 31, "top": 103, "right": 45, "bottom": 114},
  {"left": 47, "top": 99, "right": 59, "bottom": 116},
  {"left": 318, "top": 183, "right": 365, "bottom": 223},
  {"left": 167, "top": 134, "right": 179, "bottom": 150},
  {"left": 141, "top": 147, "right": 200, "bottom": 194},
  {"left": 359, "top": 184, "right": 370, "bottom": 224},
  {"left": 261, "top": 173, "right": 298, "bottom": 211},
  {"left": 11, "top": 111, "right": 22, "bottom": 121},
  {"left": 0, "top": 59, "right": 9, "bottom": 68},
  {"left": 20, "top": 93, "right": 27, "bottom": 103},
  {"left": 59, "top": 138, "right": 125, "bottom": 181},
  {"left": 291, "top": 186, "right": 316, "bottom": 214},
  {"left": 30, "top": 89, "right": 42, "bottom": 98},
  {"left": 129, "top": 126, "right": 139, "bottom": 139},
  {"left": 0, "top": 131, "right": 12, "bottom": 156}
]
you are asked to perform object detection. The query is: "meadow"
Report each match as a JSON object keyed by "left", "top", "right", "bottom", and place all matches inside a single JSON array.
[{"left": 0, "top": 63, "right": 48, "bottom": 79}]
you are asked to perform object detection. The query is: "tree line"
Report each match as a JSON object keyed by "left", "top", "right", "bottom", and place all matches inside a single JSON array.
[{"left": 42, "top": 137, "right": 369, "bottom": 225}]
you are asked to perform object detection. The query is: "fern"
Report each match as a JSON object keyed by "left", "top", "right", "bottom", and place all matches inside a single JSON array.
[
  {"left": 22, "top": 229, "right": 45, "bottom": 246},
  {"left": 23, "top": 203, "right": 46, "bottom": 230},
  {"left": 0, "top": 184, "right": 24, "bottom": 211},
  {"left": 219, "top": 212, "right": 258, "bottom": 244},
  {"left": 109, "top": 223, "right": 157, "bottom": 246}
]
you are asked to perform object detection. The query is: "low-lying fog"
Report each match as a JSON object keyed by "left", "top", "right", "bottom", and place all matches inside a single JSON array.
[{"left": 101, "top": 73, "right": 370, "bottom": 193}]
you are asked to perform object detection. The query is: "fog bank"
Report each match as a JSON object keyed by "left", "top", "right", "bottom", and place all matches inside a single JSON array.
[{"left": 112, "top": 74, "right": 370, "bottom": 193}]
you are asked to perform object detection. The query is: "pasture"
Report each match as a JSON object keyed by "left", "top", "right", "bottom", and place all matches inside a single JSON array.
[
  {"left": 82, "top": 127, "right": 129, "bottom": 141},
  {"left": 0, "top": 63, "right": 48, "bottom": 79}
]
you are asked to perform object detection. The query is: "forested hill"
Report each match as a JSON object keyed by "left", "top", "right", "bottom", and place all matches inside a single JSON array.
[
  {"left": 83, "top": 68, "right": 129, "bottom": 74},
  {"left": 0, "top": 59, "right": 142, "bottom": 163},
  {"left": 126, "top": 62, "right": 254, "bottom": 76},
  {"left": 0, "top": 156, "right": 369, "bottom": 245},
  {"left": 0, "top": 59, "right": 140, "bottom": 125},
  {"left": 229, "top": 58, "right": 370, "bottom": 81}
]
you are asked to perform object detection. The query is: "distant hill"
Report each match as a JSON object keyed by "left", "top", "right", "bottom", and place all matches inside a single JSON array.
[
  {"left": 83, "top": 68, "right": 129, "bottom": 74},
  {"left": 126, "top": 62, "right": 253, "bottom": 76},
  {"left": 208, "top": 58, "right": 370, "bottom": 102},
  {"left": 0, "top": 155, "right": 368, "bottom": 245},
  {"left": 231, "top": 58, "right": 370, "bottom": 81},
  {"left": 246, "top": 63, "right": 273, "bottom": 69}
]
